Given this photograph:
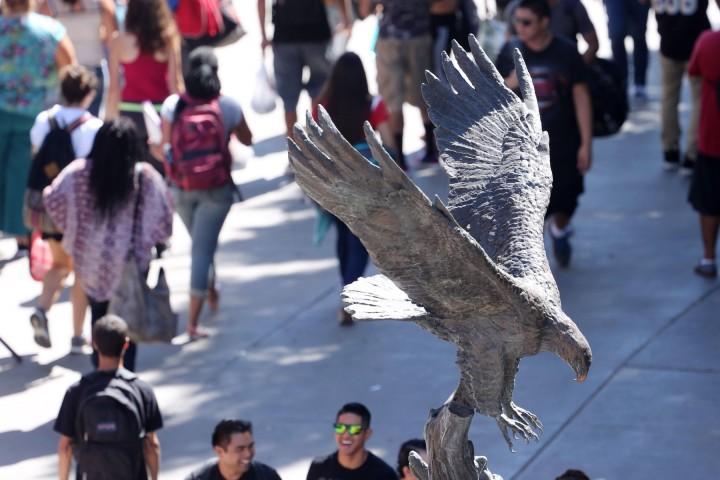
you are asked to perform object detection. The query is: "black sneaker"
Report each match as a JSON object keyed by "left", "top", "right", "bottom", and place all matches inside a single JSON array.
[
  {"left": 663, "top": 150, "right": 680, "bottom": 171},
  {"left": 694, "top": 262, "right": 717, "bottom": 279},
  {"left": 551, "top": 231, "right": 573, "bottom": 268},
  {"left": 680, "top": 155, "right": 696, "bottom": 176},
  {"left": 30, "top": 308, "right": 51, "bottom": 348}
]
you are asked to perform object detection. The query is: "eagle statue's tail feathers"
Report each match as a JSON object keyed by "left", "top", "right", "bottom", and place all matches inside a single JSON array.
[{"left": 342, "top": 275, "right": 429, "bottom": 322}]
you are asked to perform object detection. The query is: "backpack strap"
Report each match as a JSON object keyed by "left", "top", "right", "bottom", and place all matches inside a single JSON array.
[
  {"left": 67, "top": 113, "right": 92, "bottom": 132},
  {"left": 48, "top": 113, "right": 60, "bottom": 132},
  {"left": 48, "top": 111, "right": 91, "bottom": 133}
]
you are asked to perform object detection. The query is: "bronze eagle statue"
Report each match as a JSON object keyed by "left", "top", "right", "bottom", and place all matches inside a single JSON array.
[{"left": 287, "top": 37, "right": 592, "bottom": 450}]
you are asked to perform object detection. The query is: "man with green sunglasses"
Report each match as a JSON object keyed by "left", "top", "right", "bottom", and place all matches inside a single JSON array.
[{"left": 306, "top": 402, "right": 397, "bottom": 480}]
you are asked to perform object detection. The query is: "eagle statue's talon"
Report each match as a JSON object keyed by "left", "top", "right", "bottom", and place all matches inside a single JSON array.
[
  {"left": 497, "top": 413, "right": 539, "bottom": 449},
  {"left": 505, "top": 402, "right": 543, "bottom": 432}
]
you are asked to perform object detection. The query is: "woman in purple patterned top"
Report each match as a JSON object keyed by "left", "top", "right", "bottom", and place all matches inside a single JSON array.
[{"left": 43, "top": 118, "right": 173, "bottom": 371}]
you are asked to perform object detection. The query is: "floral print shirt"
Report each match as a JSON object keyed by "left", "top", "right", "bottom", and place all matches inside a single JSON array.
[
  {"left": 0, "top": 13, "right": 66, "bottom": 117},
  {"left": 43, "top": 159, "right": 173, "bottom": 301}
]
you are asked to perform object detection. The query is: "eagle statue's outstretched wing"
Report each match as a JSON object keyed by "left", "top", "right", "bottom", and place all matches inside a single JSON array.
[
  {"left": 289, "top": 109, "right": 516, "bottom": 323},
  {"left": 425, "top": 39, "right": 560, "bottom": 307}
]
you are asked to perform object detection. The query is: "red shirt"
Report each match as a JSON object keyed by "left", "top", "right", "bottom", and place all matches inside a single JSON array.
[
  {"left": 312, "top": 96, "right": 390, "bottom": 130},
  {"left": 121, "top": 52, "right": 171, "bottom": 104},
  {"left": 688, "top": 30, "right": 720, "bottom": 157}
]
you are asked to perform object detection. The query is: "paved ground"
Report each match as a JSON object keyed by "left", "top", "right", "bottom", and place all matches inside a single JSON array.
[{"left": 1, "top": 2, "right": 719, "bottom": 479}]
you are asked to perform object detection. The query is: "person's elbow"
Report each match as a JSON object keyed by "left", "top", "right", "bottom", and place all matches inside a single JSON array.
[
  {"left": 143, "top": 432, "right": 161, "bottom": 460},
  {"left": 234, "top": 120, "right": 253, "bottom": 146},
  {"left": 58, "top": 435, "right": 72, "bottom": 455}
]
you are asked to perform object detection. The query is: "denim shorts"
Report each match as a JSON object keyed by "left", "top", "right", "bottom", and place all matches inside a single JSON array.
[{"left": 273, "top": 41, "right": 331, "bottom": 112}]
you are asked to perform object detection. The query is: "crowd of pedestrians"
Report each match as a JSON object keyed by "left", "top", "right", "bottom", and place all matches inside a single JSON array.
[{"left": 0, "top": 0, "right": 718, "bottom": 477}]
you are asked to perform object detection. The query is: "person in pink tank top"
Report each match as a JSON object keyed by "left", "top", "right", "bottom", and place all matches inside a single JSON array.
[{"left": 106, "top": 0, "right": 182, "bottom": 166}]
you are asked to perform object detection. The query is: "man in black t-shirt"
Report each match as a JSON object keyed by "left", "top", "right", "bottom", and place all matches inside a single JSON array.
[
  {"left": 306, "top": 402, "right": 397, "bottom": 480},
  {"left": 496, "top": 0, "right": 592, "bottom": 268},
  {"left": 186, "top": 419, "right": 282, "bottom": 480},
  {"left": 653, "top": 0, "right": 712, "bottom": 173},
  {"left": 257, "top": 0, "right": 351, "bottom": 140},
  {"left": 54, "top": 315, "right": 163, "bottom": 480}
]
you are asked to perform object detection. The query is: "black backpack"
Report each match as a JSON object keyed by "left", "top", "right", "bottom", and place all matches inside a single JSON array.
[
  {"left": 27, "top": 113, "right": 89, "bottom": 191},
  {"left": 74, "top": 370, "right": 146, "bottom": 479},
  {"left": 586, "top": 58, "right": 628, "bottom": 137},
  {"left": 23, "top": 113, "right": 90, "bottom": 232}
]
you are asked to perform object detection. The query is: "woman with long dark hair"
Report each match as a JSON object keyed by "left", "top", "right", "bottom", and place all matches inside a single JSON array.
[
  {"left": 105, "top": 0, "right": 182, "bottom": 167},
  {"left": 161, "top": 47, "right": 252, "bottom": 339},
  {"left": 43, "top": 117, "right": 173, "bottom": 371},
  {"left": 314, "top": 52, "right": 396, "bottom": 325}
]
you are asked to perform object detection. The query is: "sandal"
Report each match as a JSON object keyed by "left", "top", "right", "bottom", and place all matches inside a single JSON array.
[{"left": 187, "top": 326, "right": 210, "bottom": 341}]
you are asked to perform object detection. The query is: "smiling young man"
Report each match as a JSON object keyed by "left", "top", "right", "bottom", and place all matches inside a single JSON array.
[
  {"left": 306, "top": 403, "right": 397, "bottom": 480},
  {"left": 496, "top": 0, "right": 592, "bottom": 268},
  {"left": 186, "top": 419, "right": 281, "bottom": 480}
]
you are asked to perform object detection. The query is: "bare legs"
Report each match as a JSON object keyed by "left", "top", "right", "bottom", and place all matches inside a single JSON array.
[
  {"left": 71, "top": 280, "right": 88, "bottom": 338},
  {"left": 187, "top": 282, "right": 218, "bottom": 339},
  {"left": 34, "top": 240, "right": 88, "bottom": 347},
  {"left": 284, "top": 111, "right": 297, "bottom": 141},
  {"left": 552, "top": 213, "right": 571, "bottom": 231},
  {"left": 699, "top": 215, "right": 719, "bottom": 261}
]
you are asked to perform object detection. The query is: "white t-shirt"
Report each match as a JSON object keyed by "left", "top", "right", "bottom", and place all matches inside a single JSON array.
[
  {"left": 30, "top": 105, "right": 104, "bottom": 157},
  {"left": 161, "top": 94, "right": 243, "bottom": 138}
]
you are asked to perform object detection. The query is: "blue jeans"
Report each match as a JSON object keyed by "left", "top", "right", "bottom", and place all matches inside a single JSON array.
[
  {"left": 172, "top": 184, "right": 233, "bottom": 297},
  {"left": 604, "top": 0, "right": 649, "bottom": 87},
  {"left": 335, "top": 219, "right": 369, "bottom": 286}
]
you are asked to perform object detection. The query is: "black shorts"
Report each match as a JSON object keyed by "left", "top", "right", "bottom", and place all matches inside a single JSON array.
[
  {"left": 41, "top": 232, "right": 63, "bottom": 242},
  {"left": 689, "top": 152, "right": 720, "bottom": 216}
]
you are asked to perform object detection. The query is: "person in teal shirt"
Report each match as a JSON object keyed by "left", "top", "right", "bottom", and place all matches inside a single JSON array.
[{"left": 0, "top": 0, "right": 75, "bottom": 249}]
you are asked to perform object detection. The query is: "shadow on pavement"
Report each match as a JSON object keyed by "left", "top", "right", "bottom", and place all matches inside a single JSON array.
[{"left": 0, "top": 420, "right": 57, "bottom": 467}]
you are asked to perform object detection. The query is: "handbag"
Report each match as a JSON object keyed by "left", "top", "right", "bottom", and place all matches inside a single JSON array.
[
  {"left": 29, "top": 231, "right": 53, "bottom": 282},
  {"left": 109, "top": 173, "right": 177, "bottom": 343}
]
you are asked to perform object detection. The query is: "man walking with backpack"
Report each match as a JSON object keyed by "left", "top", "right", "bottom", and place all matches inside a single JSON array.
[{"left": 54, "top": 315, "right": 163, "bottom": 480}]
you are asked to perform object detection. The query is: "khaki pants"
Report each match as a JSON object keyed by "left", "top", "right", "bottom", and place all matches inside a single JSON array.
[
  {"left": 376, "top": 36, "right": 432, "bottom": 112},
  {"left": 660, "top": 54, "right": 701, "bottom": 159}
]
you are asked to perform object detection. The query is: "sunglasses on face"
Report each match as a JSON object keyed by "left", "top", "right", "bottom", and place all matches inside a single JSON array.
[
  {"left": 513, "top": 17, "right": 534, "bottom": 27},
  {"left": 333, "top": 423, "right": 364, "bottom": 435}
]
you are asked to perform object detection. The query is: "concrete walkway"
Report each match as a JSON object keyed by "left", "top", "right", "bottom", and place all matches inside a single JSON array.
[{"left": 1, "top": 3, "right": 719, "bottom": 479}]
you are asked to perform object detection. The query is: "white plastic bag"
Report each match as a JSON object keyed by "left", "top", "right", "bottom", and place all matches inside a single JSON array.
[
  {"left": 142, "top": 101, "right": 162, "bottom": 145},
  {"left": 251, "top": 65, "right": 277, "bottom": 114}
]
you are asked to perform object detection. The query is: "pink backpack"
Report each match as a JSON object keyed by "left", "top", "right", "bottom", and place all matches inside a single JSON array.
[{"left": 169, "top": 95, "right": 231, "bottom": 191}]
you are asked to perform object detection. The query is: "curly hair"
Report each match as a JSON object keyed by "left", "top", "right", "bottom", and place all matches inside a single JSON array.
[{"left": 124, "top": 0, "right": 178, "bottom": 54}]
